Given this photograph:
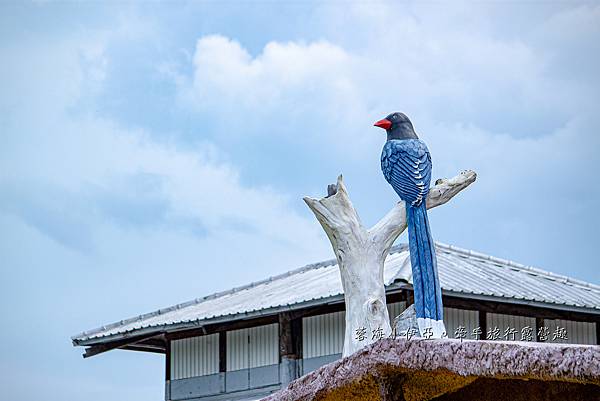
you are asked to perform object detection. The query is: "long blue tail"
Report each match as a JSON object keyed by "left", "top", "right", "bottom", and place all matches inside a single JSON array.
[{"left": 406, "top": 201, "right": 445, "bottom": 337}]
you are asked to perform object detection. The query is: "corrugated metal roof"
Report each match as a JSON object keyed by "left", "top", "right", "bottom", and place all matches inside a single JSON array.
[{"left": 72, "top": 242, "right": 600, "bottom": 345}]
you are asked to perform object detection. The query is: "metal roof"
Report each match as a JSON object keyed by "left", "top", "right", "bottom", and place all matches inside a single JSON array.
[{"left": 72, "top": 242, "right": 600, "bottom": 346}]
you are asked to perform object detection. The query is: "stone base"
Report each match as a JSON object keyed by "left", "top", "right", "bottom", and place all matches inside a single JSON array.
[{"left": 262, "top": 338, "right": 600, "bottom": 401}]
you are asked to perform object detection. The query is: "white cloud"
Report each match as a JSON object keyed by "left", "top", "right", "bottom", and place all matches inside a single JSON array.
[
  {"left": 177, "top": 3, "right": 600, "bottom": 143},
  {"left": 0, "top": 25, "right": 331, "bottom": 275},
  {"left": 167, "top": 3, "right": 600, "bottom": 281},
  {"left": 186, "top": 35, "right": 352, "bottom": 107}
]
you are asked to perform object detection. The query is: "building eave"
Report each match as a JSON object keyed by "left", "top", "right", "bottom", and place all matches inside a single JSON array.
[{"left": 73, "top": 283, "right": 600, "bottom": 350}]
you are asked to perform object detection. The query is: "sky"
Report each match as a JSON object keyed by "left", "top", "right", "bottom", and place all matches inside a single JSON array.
[{"left": 1, "top": 1, "right": 599, "bottom": 400}]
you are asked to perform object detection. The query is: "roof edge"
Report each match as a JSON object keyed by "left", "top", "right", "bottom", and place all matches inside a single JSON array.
[
  {"left": 435, "top": 242, "right": 600, "bottom": 292},
  {"left": 73, "top": 283, "right": 600, "bottom": 347},
  {"left": 71, "top": 251, "right": 344, "bottom": 342},
  {"left": 72, "top": 242, "right": 599, "bottom": 343}
]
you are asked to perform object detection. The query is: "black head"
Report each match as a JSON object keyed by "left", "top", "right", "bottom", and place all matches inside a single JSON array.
[{"left": 374, "top": 112, "right": 418, "bottom": 140}]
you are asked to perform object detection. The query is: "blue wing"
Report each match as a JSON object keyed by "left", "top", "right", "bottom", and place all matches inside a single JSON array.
[{"left": 381, "top": 139, "right": 432, "bottom": 206}]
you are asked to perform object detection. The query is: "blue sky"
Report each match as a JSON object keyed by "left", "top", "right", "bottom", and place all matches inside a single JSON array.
[{"left": 1, "top": 1, "right": 599, "bottom": 400}]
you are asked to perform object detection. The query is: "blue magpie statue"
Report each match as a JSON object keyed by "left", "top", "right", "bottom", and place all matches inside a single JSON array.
[{"left": 375, "top": 112, "right": 446, "bottom": 338}]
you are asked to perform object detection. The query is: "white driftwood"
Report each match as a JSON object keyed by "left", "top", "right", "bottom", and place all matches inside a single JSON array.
[{"left": 303, "top": 170, "right": 477, "bottom": 357}]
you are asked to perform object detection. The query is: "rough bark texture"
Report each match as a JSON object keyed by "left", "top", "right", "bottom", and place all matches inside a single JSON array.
[
  {"left": 262, "top": 338, "right": 600, "bottom": 401},
  {"left": 303, "top": 170, "right": 477, "bottom": 357}
]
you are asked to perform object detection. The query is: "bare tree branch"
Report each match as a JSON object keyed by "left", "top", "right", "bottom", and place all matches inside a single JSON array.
[
  {"left": 303, "top": 170, "right": 477, "bottom": 356},
  {"left": 370, "top": 170, "right": 477, "bottom": 257}
]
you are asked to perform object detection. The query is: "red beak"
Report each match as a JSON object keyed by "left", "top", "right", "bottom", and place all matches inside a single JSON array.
[{"left": 374, "top": 118, "right": 392, "bottom": 130}]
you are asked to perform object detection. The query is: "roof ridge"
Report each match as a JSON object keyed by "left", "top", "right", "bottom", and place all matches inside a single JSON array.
[
  {"left": 72, "top": 252, "right": 342, "bottom": 342},
  {"left": 73, "top": 241, "right": 598, "bottom": 343},
  {"left": 435, "top": 241, "right": 600, "bottom": 292},
  {"left": 73, "top": 244, "right": 412, "bottom": 342}
]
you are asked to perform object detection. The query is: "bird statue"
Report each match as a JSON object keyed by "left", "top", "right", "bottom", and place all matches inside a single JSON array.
[{"left": 374, "top": 112, "right": 446, "bottom": 338}]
